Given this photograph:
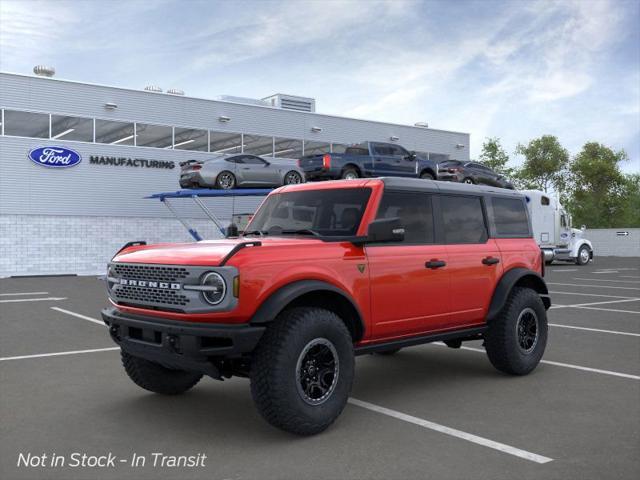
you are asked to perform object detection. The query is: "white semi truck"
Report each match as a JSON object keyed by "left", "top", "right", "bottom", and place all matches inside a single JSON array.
[{"left": 521, "top": 190, "right": 594, "bottom": 265}]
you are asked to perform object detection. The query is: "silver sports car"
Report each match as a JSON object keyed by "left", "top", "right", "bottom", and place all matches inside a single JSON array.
[{"left": 179, "top": 154, "right": 305, "bottom": 189}]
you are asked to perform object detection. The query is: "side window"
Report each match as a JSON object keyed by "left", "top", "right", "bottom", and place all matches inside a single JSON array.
[
  {"left": 242, "top": 155, "right": 266, "bottom": 165},
  {"left": 373, "top": 144, "right": 392, "bottom": 156},
  {"left": 441, "top": 195, "right": 488, "bottom": 244},
  {"left": 375, "top": 192, "right": 434, "bottom": 244},
  {"left": 226, "top": 156, "right": 243, "bottom": 164},
  {"left": 388, "top": 145, "right": 409, "bottom": 157},
  {"left": 491, "top": 197, "right": 531, "bottom": 237}
]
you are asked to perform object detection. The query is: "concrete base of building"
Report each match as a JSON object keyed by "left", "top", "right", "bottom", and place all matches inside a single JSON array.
[{"left": 1, "top": 215, "right": 223, "bottom": 277}]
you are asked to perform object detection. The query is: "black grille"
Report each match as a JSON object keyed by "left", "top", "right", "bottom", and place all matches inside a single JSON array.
[
  {"left": 116, "top": 285, "right": 189, "bottom": 307},
  {"left": 112, "top": 264, "right": 189, "bottom": 283}
]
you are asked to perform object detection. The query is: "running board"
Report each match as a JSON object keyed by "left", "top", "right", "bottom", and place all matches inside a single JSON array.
[{"left": 354, "top": 326, "right": 487, "bottom": 356}]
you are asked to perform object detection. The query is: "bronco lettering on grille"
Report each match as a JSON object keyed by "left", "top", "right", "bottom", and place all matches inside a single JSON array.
[{"left": 119, "top": 279, "right": 181, "bottom": 290}]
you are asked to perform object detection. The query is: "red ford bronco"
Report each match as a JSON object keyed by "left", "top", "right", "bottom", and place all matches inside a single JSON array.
[{"left": 102, "top": 178, "right": 550, "bottom": 435}]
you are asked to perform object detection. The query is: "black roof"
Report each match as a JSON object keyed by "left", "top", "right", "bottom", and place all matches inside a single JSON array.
[{"left": 380, "top": 177, "right": 523, "bottom": 198}]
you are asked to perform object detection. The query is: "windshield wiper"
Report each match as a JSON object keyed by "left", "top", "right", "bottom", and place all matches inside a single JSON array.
[{"left": 280, "top": 229, "right": 321, "bottom": 237}]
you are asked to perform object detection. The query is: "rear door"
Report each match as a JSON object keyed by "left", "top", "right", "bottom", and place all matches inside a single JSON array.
[
  {"left": 367, "top": 191, "right": 451, "bottom": 339},
  {"left": 371, "top": 143, "right": 397, "bottom": 177},
  {"left": 437, "top": 194, "right": 502, "bottom": 327}
]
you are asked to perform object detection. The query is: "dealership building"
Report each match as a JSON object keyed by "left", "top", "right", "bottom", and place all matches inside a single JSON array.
[{"left": 0, "top": 69, "right": 470, "bottom": 277}]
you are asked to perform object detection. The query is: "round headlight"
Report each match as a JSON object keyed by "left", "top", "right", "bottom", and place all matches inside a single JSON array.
[{"left": 201, "top": 272, "right": 226, "bottom": 305}]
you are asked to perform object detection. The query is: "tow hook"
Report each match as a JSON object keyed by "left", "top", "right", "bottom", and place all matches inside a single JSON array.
[
  {"left": 167, "top": 335, "right": 181, "bottom": 353},
  {"left": 109, "top": 325, "right": 121, "bottom": 342}
]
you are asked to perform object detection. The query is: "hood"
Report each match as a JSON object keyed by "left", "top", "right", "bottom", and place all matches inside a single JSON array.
[
  {"left": 571, "top": 228, "right": 585, "bottom": 239},
  {"left": 113, "top": 236, "right": 324, "bottom": 266}
]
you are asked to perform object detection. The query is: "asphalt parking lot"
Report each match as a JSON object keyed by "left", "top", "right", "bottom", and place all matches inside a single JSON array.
[{"left": 1, "top": 257, "right": 639, "bottom": 480}]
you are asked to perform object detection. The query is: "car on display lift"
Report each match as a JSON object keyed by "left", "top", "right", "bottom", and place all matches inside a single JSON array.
[
  {"left": 437, "top": 160, "right": 515, "bottom": 189},
  {"left": 298, "top": 141, "right": 439, "bottom": 181},
  {"left": 179, "top": 154, "right": 305, "bottom": 189},
  {"left": 102, "top": 178, "right": 550, "bottom": 436},
  {"left": 523, "top": 190, "right": 594, "bottom": 265}
]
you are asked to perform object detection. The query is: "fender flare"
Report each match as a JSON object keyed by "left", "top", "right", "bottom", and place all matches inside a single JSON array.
[
  {"left": 250, "top": 280, "right": 366, "bottom": 339},
  {"left": 486, "top": 268, "right": 550, "bottom": 322},
  {"left": 571, "top": 239, "right": 593, "bottom": 258}
]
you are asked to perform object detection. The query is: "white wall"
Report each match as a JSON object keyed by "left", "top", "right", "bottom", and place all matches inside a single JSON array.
[
  {"left": 586, "top": 228, "right": 640, "bottom": 258},
  {"left": 0, "top": 214, "right": 223, "bottom": 277}
]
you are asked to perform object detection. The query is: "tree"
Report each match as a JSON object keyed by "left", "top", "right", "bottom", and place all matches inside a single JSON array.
[
  {"left": 515, "top": 135, "right": 570, "bottom": 193},
  {"left": 567, "top": 142, "right": 631, "bottom": 228},
  {"left": 479, "top": 137, "right": 512, "bottom": 175}
]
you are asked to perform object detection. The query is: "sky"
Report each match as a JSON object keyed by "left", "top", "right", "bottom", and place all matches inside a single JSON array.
[{"left": 1, "top": 0, "right": 638, "bottom": 172}]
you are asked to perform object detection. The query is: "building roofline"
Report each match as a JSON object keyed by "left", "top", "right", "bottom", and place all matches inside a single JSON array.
[{"left": 0, "top": 71, "right": 470, "bottom": 137}]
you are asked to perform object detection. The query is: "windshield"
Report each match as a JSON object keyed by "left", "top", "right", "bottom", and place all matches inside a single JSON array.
[{"left": 246, "top": 188, "right": 372, "bottom": 237}]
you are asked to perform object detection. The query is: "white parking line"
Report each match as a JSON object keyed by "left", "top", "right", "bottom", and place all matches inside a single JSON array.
[
  {"left": 573, "top": 278, "right": 640, "bottom": 284},
  {"left": 593, "top": 270, "right": 619, "bottom": 274},
  {"left": 0, "top": 291, "right": 49, "bottom": 296},
  {"left": 436, "top": 344, "right": 640, "bottom": 381},
  {"left": 0, "top": 347, "right": 119, "bottom": 362},
  {"left": 621, "top": 276, "right": 640, "bottom": 279},
  {"left": 549, "top": 323, "right": 640, "bottom": 337},
  {"left": 0, "top": 297, "right": 67, "bottom": 303},
  {"left": 549, "top": 291, "right": 636, "bottom": 299},
  {"left": 550, "top": 298, "right": 640, "bottom": 309},
  {"left": 571, "top": 306, "right": 640, "bottom": 315},
  {"left": 348, "top": 398, "right": 553, "bottom": 464},
  {"left": 547, "top": 282, "right": 640, "bottom": 291},
  {"left": 51, "top": 307, "right": 105, "bottom": 326}
]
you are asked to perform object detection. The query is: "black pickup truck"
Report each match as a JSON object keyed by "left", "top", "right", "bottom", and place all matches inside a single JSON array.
[{"left": 299, "top": 141, "right": 439, "bottom": 181}]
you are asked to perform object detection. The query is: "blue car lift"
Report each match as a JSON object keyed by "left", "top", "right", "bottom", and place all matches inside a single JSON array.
[{"left": 146, "top": 188, "right": 272, "bottom": 241}]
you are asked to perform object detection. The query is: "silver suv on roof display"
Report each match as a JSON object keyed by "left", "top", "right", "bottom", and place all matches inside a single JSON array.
[{"left": 179, "top": 154, "right": 305, "bottom": 189}]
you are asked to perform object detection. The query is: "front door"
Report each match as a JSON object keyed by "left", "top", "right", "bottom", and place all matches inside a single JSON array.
[
  {"left": 367, "top": 191, "right": 451, "bottom": 340},
  {"left": 437, "top": 195, "right": 502, "bottom": 327}
]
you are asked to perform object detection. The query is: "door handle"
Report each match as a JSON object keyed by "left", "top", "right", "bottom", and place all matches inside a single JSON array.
[
  {"left": 482, "top": 256, "right": 500, "bottom": 265},
  {"left": 425, "top": 260, "right": 446, "bottom": 269},
  {"left": 241, "top": 167, "right": 250, "bottom": 170}
]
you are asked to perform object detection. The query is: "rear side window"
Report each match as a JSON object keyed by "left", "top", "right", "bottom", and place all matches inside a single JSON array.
[
  {"left": 376, "top": 192, "right": 434, "bottom": 244},
  {"left": 491, "top": 197, "right": 531, "bottom": 237},
  {"left": 440, "top": 195, "right": 488, "bottom": 244}
]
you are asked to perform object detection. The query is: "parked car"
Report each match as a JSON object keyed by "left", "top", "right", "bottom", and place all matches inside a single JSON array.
[
  {"left": 437, "top": 160, "right": 514, "bottom": 189},
  {"left": 179, "top": 154, "right": 305, "bottom": 189},
  {"left": 299, "top": 141, "right": 438, "bottom": 181},
  {"left": 103, "top": 177, "right": 550, "bottom": 436}
]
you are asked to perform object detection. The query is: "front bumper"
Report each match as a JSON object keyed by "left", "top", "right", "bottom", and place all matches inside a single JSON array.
[{"left": 102, "top": 307, "right": 265, "bottom": 377}]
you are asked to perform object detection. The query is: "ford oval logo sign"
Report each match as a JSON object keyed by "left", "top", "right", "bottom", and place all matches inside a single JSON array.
[{"left": 28, "top": 146, "right": 82, "bottom": 168}]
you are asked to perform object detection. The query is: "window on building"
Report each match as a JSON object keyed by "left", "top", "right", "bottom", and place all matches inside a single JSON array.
[
  {"left": 135, "top": 123, "right": 173, "bottom": 148},
  {"left": 304, "top": 140, "right": 331, "bottom": 156},
  {"left": 210, "top": 131, "right": 243, "bottom": 154},
  {"left": 491, "top": 197, "right": 530, "bottom": 237},
  {"left": 51, "top": 115, "right": 93, "bottom": 142},
  {"left": 441, "top": 195, "right": 488, "bottom": 244},
  {"left": 173, "top": 127, "right": 208, "bottom": 151},
  {"left": 95, "top": 119, "right": 135, "bottom": 145},
  {"left": 243, "top": 134, "right": 274, "bottom": 156},
  {"left": 4, "top": 110, "right": 49, "bottom": 138},
  {"left": 375, "top": 192, "right": 434, "bottom": 244},
  {"left": 273, "top": 137, "right": 303, "bottom": 159}
]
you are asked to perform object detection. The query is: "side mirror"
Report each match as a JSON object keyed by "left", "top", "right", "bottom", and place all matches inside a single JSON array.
[
  {"left": 406, "top": 151, "right": 417, "bottom": 160},
  {"left": 354, "top": 217, "right": 404, "bottom": 245}
]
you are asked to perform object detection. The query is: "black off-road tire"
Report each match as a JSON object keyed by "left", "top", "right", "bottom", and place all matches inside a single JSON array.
[
  {"left": 375, "top": 348, "right": 401, "bottom": 356},
  {"left": 121, "top": 351, "right": 202, "bottom": 395},
  {"left": 484, "top": 287, "right": 548, "bottom": 376},
  {"left": 250, "top": 307, "right": 355, "bottom": 435},
  {"left": 420, "top": 171, "right": 435, "bottom": 180},
  {"left": 341, "top": 167, "right": 359, "bottom": 180}
]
